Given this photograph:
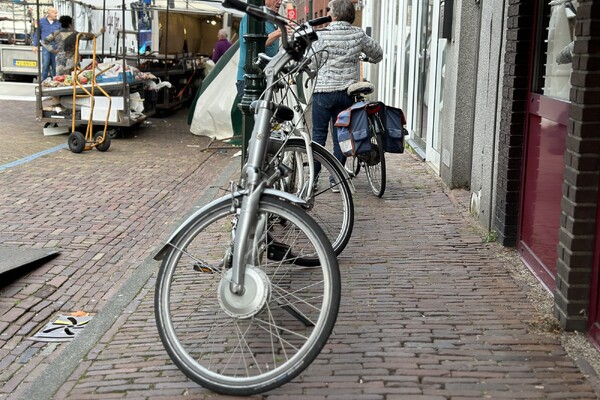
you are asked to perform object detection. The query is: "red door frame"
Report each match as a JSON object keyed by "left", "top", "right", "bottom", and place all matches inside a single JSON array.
[
  {"left": 588, "top": 185, "right": 600, "bottom": 350},
  {"left": 518, "top": 94, "right": 569, "bottom": 293},
  {"left": 517, "top": 0, "right": 572, "bottom": 293}
]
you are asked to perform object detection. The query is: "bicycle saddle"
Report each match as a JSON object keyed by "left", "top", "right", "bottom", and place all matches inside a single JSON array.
[{"left": 347, "top": 81, "right": 375, "bottom": 97}]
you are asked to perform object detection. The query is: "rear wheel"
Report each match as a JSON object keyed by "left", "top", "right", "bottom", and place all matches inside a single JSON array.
[
  {"left": 274, "top": 138, "right": 354, "bottom": 259},
  {"left": 155, "top": 194, "right": 340, "bottom": 396},
  {"left": 349, "top": 156, "right": 361, "bottom": 177},
  {"left": 93, "top": 131, "right": 111, "bottom": 152},
  {"left": 364, "top": 116, "right": 386, "bottom": 197}
]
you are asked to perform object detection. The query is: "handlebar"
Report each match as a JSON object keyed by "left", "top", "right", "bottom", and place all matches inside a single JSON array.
[
  {"left": 307, "top": 16, "right": 332, "bottom": 27},
  {"left": 221, "top": 0, "right": 250, "bottom": 12}
]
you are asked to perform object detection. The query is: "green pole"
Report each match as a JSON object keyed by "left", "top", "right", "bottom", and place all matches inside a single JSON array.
[{"left": 239, "top": 0, "right": 266, "bottom": 164}]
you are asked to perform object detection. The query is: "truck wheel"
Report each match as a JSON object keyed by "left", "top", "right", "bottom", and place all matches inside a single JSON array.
[{"left": 106, "top": 128, "right": 120, "bottom": 139}]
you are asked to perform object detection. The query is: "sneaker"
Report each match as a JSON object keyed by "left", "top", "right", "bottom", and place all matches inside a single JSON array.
[{"left": 330, "top": 182, "right": 340, "bottom": 193}]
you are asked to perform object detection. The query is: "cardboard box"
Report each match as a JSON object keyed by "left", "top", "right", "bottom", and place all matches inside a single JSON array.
[
  {"left": 80, "top": 96, "right": 124, "bottom": 110},
  {"left": 80, "top": 106, "right": 121, "bottom": 122}
]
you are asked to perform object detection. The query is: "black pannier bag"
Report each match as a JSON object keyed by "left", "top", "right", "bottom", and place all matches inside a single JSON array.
[
  {"left": 336, "top": 101, "right": 407, "bottom": 155},
  {"left": 382, "top": 106, "right": 406, "bottom": 154}
]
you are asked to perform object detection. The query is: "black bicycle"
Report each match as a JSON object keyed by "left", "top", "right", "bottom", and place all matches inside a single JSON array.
[{"left": 343, "top": 81, "right": 387, "bottom": 197}]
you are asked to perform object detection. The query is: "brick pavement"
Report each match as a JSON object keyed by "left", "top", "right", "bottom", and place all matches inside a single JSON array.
[{"left": 1, "top": 99, "right": 600, "bottom": 399}]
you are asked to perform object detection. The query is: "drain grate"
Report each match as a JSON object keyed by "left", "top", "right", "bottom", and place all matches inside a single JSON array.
[{"left": 30, "top": 315, "right": 93, "bottom": 342}]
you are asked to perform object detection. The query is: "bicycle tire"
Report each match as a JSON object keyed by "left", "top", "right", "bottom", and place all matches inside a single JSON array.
[
  {"left": 349, "top": 155, "right": 361, "bottom": 177},
  {"left": 155, "top": 194, "right": 341, "bottom": 396},
  {"left": 364, "top": 115, "right": 386, "bottom": 197},
  {"left": 276, "top": 138, "right": 354, "bottom": 259}
]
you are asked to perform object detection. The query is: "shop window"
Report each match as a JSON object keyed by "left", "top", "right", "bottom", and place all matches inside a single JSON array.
[{"left": 536, "top": 0, "right": 578, "bottom": 101}]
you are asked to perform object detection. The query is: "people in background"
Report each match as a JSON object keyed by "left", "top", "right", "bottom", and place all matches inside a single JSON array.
[
  {"left": 212, "top": 29, "right": 232, "bottom": 63},
  {"left": 311, "top": 0, "right": 383, "bottom": 190},
  {"left": 32, "top": 7, "right": 60, "bottom": 81},
  {"left": 236, "top": 0, "right": 284, "bottom": 98},
  {"left": 41, "top": 15, "right": 105, "bottom": 76}
]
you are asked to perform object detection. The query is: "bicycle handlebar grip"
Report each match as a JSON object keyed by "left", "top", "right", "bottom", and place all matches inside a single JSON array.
[
  {"left": 221, "top": 0, "right": 248, "bottom": 13},
  {"left": 309, "top": 16, "right": 332, "bottom": 26}
]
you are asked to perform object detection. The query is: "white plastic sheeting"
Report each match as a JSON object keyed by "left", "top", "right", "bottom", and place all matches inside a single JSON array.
[{"left": 190, "top": 47, "right": 239, "bottom": 139}]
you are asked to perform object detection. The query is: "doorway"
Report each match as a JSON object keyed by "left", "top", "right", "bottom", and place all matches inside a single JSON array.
[
  {"left": 519, "top": 0, "right": 577, "bottom": 291},
  {"left": 410, "top": 0, "right": 433, "bottom": 157}
]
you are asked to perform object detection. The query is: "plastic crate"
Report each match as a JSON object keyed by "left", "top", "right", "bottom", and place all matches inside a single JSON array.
[{"left": 96, "top": 71, "right": 134, "bottom": 83}]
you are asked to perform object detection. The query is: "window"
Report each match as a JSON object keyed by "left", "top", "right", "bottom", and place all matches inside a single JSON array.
[{"left": 534, "top": 0, "right": 578, "bottom": 101}]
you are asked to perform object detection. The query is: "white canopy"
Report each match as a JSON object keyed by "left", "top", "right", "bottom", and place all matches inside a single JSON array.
[{"left": 57, "top": 0, "right": 243, "bottom": 16}]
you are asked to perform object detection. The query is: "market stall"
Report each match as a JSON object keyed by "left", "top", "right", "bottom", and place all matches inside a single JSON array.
[{"left": 33, "top": 0, "right": 242, "bottom": 135}]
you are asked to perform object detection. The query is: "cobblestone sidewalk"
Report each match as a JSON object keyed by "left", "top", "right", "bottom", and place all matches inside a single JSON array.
[{"left": 1, "top": 100, "right": 599, "bottom": 399}]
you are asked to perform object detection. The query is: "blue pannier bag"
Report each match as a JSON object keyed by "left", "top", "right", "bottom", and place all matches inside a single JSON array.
[
  {"left": 383, "top": 106, "right": 406, "bottom": 153},
  {"left": 335, "top": 101, "right": 373, "bottom": 157}
]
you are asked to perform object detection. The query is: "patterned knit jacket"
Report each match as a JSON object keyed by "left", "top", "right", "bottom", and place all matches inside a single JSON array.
[{"left": 311, "top": 21, "right": 383, "bottom": 93}]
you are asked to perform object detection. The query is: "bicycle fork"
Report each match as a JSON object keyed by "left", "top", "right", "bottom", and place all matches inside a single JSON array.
[
  {"left": 229, "top": 181, "right": 266, "bottom": 295},
  {"left": 229, "top": 99, "right": 273, "bottom": 295}
]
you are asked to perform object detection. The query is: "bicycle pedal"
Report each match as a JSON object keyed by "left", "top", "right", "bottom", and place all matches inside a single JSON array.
[
  {"left": 267, "top": 242, "right": 293, "bottom": 262},
  {"left": 193, "top": 263, "right": 215, "bottom": 273}
]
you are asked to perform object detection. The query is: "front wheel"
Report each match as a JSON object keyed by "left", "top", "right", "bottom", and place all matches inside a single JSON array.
[
  {"left": 68, "top": 131, "right": 86, "bottom": 153},
  {"left": 155, "top": 194, "right": 341, "bottom": 396},
  {"left": 364, "top": 116, "right": 386, "bottom": 197}
]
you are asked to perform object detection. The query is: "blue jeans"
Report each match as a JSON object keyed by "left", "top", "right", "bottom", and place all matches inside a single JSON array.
[
  {"left": 41, "top": 48, "right": 56, "bottom": 81},
  {"left": 312, "top": 90, "right": 354, "bottom": 181}
]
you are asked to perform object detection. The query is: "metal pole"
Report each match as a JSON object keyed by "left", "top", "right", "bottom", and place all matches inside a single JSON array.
[
  {"left": 102, "top": 0, "right": 106, "bottom": 56},
  {"left": 240, "top": 0, "right": 266, "bottom": 163}
]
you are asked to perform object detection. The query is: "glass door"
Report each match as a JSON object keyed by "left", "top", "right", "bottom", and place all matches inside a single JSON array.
[
  {"left": 379, "top": 0, "right": 403, "bottom": 106},
  {"left": 407, "top": 0, "right": 434, "bottom": 158},
  {"left": 425, "top": 0, "right": 443, "bottom": 172},
  {"left": 402, "top": 1, "right": 413, "bottom": 111}
]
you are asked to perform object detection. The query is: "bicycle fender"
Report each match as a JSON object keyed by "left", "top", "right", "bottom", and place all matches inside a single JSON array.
[{"left": 153, "top": 189, "right": 306, "bottom": 261}]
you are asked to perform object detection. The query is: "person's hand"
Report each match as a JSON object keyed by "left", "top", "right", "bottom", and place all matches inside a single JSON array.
[
  {"left": 32, "top": 46, "right": 37, "bottom": 53},
  {"left": 285, "top": 24, "right": 295, "bottom": 36},
  {"left": 100, "top": 27, "right": 105, "bottom": 34}
]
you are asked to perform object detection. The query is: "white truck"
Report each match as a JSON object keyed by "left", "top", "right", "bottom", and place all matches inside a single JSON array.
[{"left": 0, "top": 1, "right": 40, "bottom": 81}]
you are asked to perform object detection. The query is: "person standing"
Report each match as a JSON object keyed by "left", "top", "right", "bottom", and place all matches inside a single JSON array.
[
  {"left": 41, "top": 16, "right": 105, "bottom": 76},
  {"left": 236, "top": 0, "right": 284, "bottom": 97},
  {"left": 32, "top": 7, "right": 60, "bottom": 81},
  {"left": 311, "top": 0, "right": 383, "bottom": 190},
  {"left": 212, "top": 29, "right": 232, "bottom": 63}
]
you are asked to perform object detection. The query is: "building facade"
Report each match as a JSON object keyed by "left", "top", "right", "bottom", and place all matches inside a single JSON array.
[{"left": 360, "top": 0, "right": 600, "bottom": 349}]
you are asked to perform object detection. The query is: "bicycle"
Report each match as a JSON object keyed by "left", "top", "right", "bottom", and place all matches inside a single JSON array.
[
  {"left": 341, "top": 80, "right": 388, "bottom": 197},
  {"left": 264, "top": 62, "right": 355, "bottom": 261},
  {"left": 153, "top": 3, "right": 340, "bottom": 395}
]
